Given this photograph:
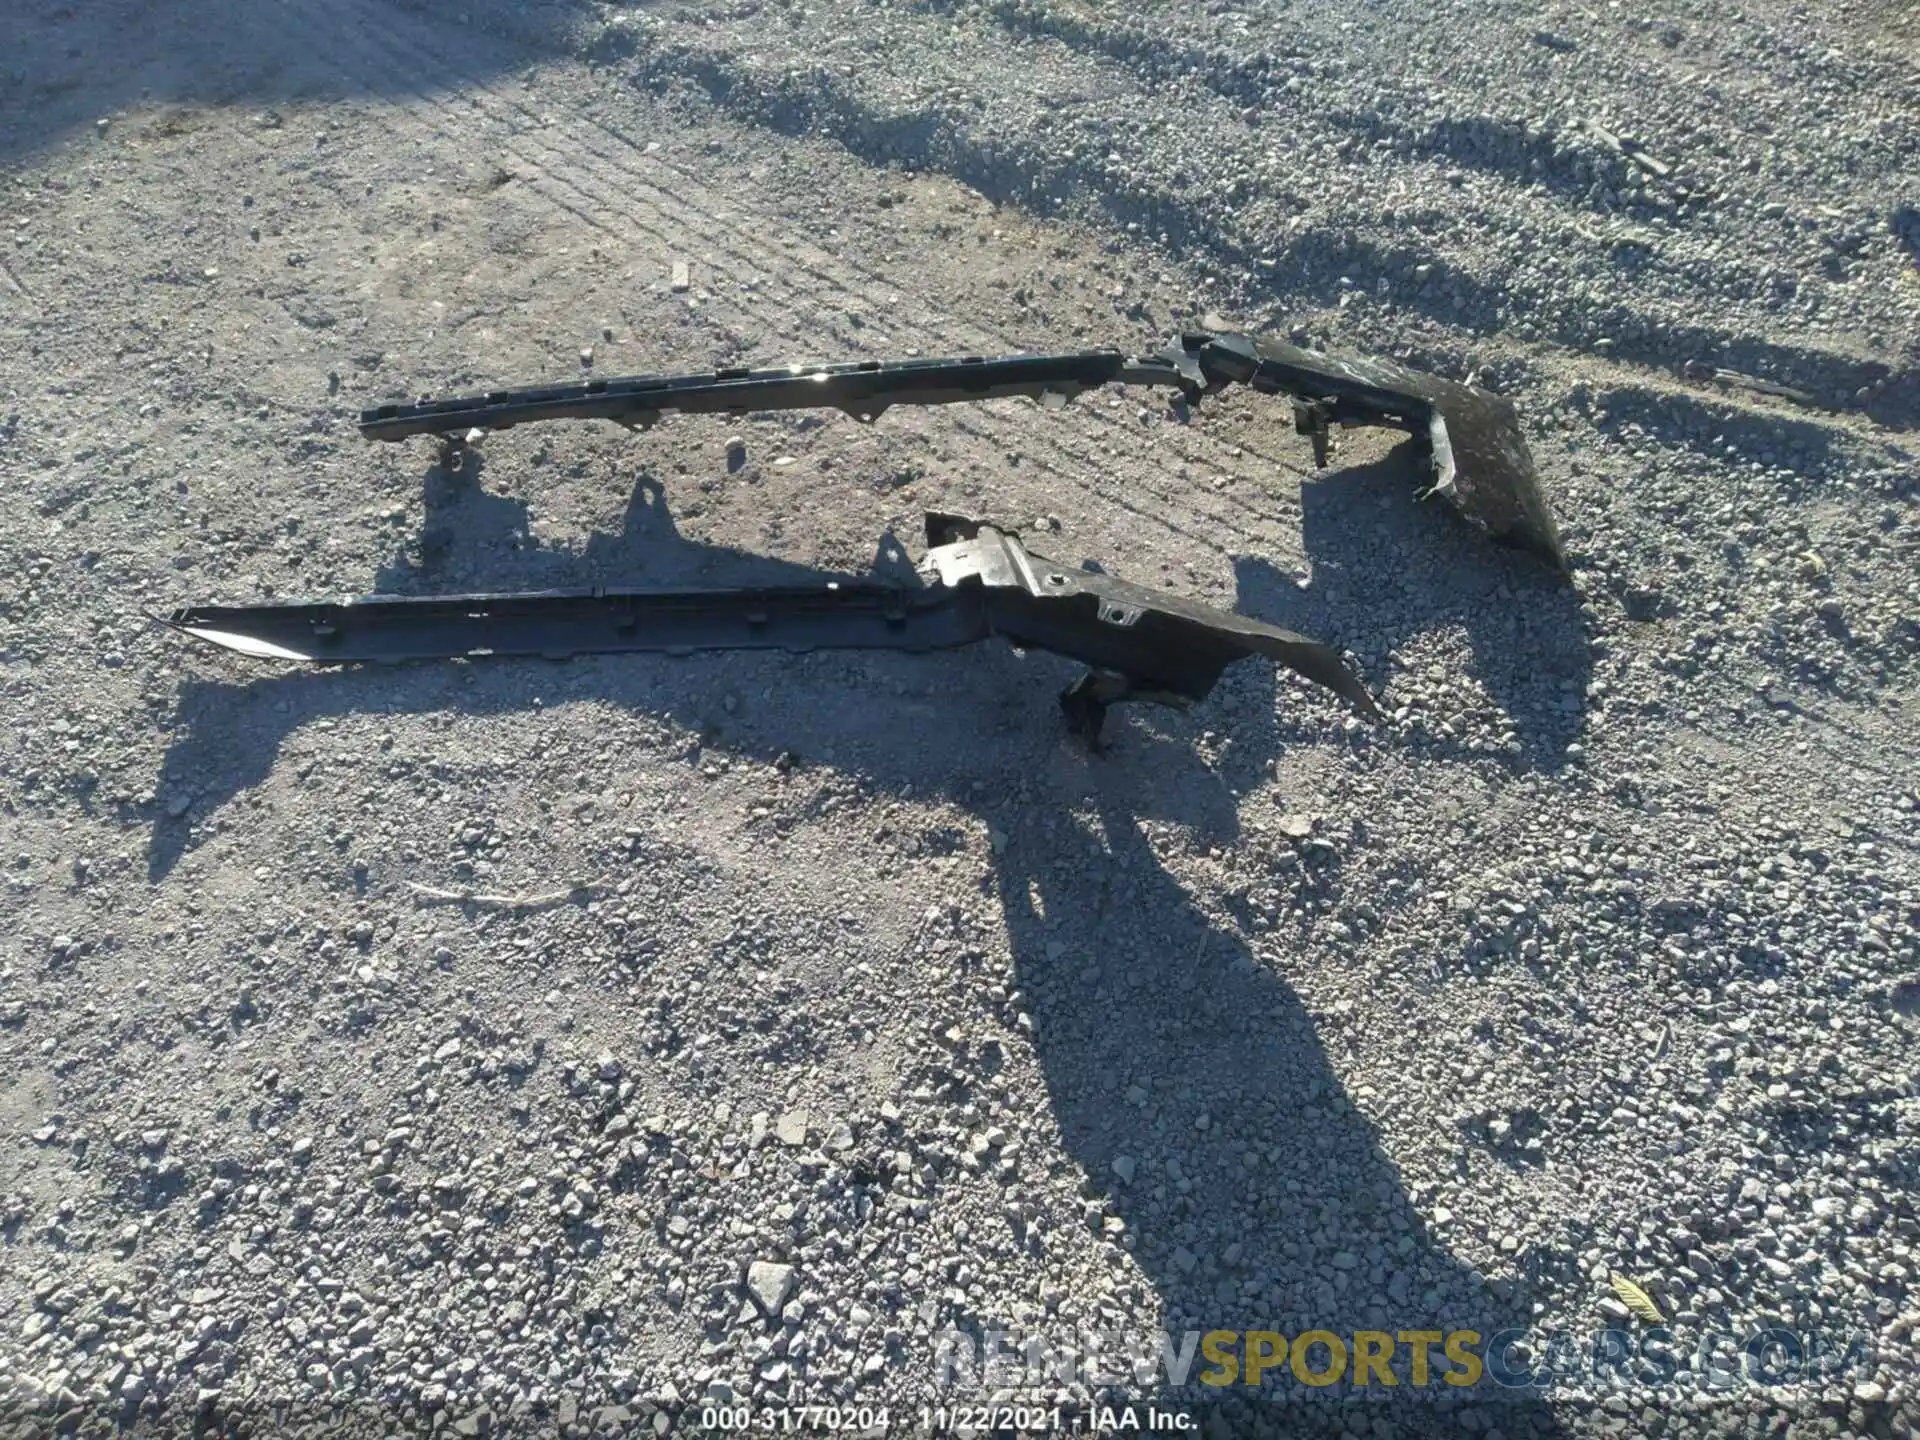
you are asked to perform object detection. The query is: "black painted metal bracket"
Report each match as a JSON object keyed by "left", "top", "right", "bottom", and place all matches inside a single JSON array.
[
  {"left": 163, "top": 514, "right": 1380, "bottom": 745},
  {"left": 359, "top": 331, "right": 1564, "bottom": 572}
]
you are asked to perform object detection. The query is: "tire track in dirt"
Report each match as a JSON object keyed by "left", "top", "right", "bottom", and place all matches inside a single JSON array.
[
  {"left": 434, "top": 122, "right": 1298, "bottom": 559},
  {"left": 319, "top": 97, "right": 1257, "bottom": 552},
  {"left": 618, "top": 3, "right": 1915, "bottom": 433},
  {"left": 265, "top": 0, "right": 1333, "bottom": 573},
  {"left": 429, "top": 8, "right": 1350, "bottom": 536},
  {"left": 961, "top": 0, "right": 1920, "bottom": 403}
]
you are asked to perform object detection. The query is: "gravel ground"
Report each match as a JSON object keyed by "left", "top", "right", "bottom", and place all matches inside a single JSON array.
[{"left": 1, "top": 0, "right": 1916, "bottom": 1436}]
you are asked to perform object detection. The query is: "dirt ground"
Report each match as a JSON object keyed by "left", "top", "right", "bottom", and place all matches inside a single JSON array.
[{"left": 1, "top": 0, "right": 1916, "bottom": 1436}]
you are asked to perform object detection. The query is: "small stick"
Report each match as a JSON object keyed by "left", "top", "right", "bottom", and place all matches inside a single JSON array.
[
  {"left": 405, "top": 879, "right": 600, "bottom": 910},
  {"left": 1651, "top": 1020, "right": 1673, "bottom": 1062}
]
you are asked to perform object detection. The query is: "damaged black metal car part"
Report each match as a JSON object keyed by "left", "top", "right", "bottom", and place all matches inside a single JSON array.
[
  {"left": 359, "top": 331, "right": 1565, "bottom": 572},
  {"left": 163, "top": 514, "right": 1381, "bottom": 745}
]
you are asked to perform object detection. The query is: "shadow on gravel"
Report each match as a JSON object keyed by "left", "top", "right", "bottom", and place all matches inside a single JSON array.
[
  {"left": 622, "top": 36, "right": 1909, "bottom": 432},
  {"left": 1587, "top": 384, "right": 1866, "bottom": 480},
  {"left": 909, "top": 0, "right": 1620, "bottom": 221},
  {"left": 146, "top": 460, "right": 1237, "bottom": 881},
  {"left": 1894, "top": 205, "right": 1920, "bottom": 277},
  {"left": 147, "top": 440, "right": 1589, "bottom": 850},
  {"left": 146, "top": 460, "right": 914, "bottom": 881},
  {"left": 144, "top": 473, "right": 1584, "bottom": 1432},
  {"left": 366, "top": 450, "right": 926, "bottom": 600},
  {"left": 1235, "top": 444, "right": 1591, "bottom": 773},
  {"left": 993, "top": 783, "right": 1573, "bottom": 1439},
  {"left": 149, "top": 475, "right": 1576, "bottom": 1433},
  {"left": 0, "top": 0, "right": 588, "bottom": 167}
]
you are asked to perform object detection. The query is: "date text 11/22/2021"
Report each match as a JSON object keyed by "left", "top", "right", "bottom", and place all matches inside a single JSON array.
[{"left": 700, "top": 1404, "right": 1196, "bottom": 1432}]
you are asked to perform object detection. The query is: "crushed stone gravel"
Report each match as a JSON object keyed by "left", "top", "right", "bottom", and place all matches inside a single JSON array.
[{"left": 0, "top": 0, "right": 1915, "bottom": 1435}]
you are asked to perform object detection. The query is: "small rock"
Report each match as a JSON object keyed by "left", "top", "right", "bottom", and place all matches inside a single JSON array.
[
  {"left": 1111, "top": 1155, "right": 1137, "bottom": 1183},
  {"left": 1622, "top": 584, "right": 1666, "bottom": 621},
  {"left": 1275, "top": 813, "right": 1315, "bottom": 839},
  {"left": 745, "top": 1260, "right": 795, "bottom": 1315},
  {"left": 670, "top": 260, "right": 691, "bottom": 292},
  {"left": 1652, "top": 896, "right": 1703, "bottom": 923},
  {"left": 775, "top": 1110, "right": 808, "bottom": 1146}
]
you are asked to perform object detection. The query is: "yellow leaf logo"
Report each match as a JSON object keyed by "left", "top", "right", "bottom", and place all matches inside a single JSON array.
[{"left": 1609, "top": 1274, "right": 1665, "bottom": 1324}]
